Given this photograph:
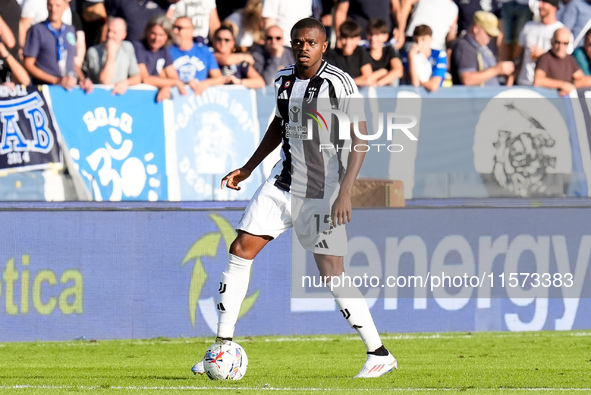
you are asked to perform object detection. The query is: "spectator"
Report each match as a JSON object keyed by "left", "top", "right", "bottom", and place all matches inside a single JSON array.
[
  {"left": 534, "top": 27, "right": 591, "bottom": 95},
  {"left": 450, "top": 11, "right": 514, "bottom": 86},
  {"left": 318, "top": 0, "right": 336, "bottom": 43},
  {"left": 0, "top": 35, "right": 31, "bottom": 85},
  {"left": 167, "top": 0, "right": 220, "bottom": 43},
  {"left": 516, "top": 0, "right": 569, "bottom": 86},
  {"left": 20, "top": 0, "right": 73, "bottom": 48},
  {"left": 261, "top": 0, "right": 313, "bottom": 44},
  {"left": 225, "top": 0, "right": 264, "bottom": 51},
  {"left": 0, "top": 0, "right": 21, "bottom": 58},
  {"left": 23, "top": 0, "right": 92, "bottom": 92},
  {"left": 365, "top": 18, "right": 402, "bottom": 86},
  {"left": 405, "top": 24, "right": 447, "bottom": 92},
  {"left": 324, "top": 19, "right": 373, "bottom": 86},
  {"left": 251, "top": 25, "right": 294, "bottom": 85},
  {"left": 556, "top": 0, "right": 591, "bottom": 48},
  {"left": 20, "top": 0, "right": 86, "bottom": 68},
  {"left": 400, "top": 0, "right": 458, "bottom": 52},
  {"left": 169, "top": 16, "right": 224, "bottom": 94},
  {"left": 212, "top": 24, "right": 265, "bottom": 88},
  {"left": 454, "top": 0, "right": 502, "bottom": 36},
  {"left": 133, "top": 15, "right": 187, "bottom": 102},
  {"left": 574, "top": 28, "right": 591, "bottom": 74},
  {"left": 107, "top": 0, "right": 170, "bottom": 43},
  {"left": 83, "top": 17, "right": 141, "bottom": 95},
  {"left": 0, "top": 14, "right": 16, "bottom": 51},
  {"left": 334, "top": 0, "right": 402, "bottom": 45},
  {"left": 78, "top": 0, "right": 108, "bottom": 48},
  {"left": 499, "top": 0, "right": 533, "bottom": 61}
]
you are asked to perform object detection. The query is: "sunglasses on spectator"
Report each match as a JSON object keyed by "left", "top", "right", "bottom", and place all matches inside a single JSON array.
[
  {"left": 173, "top": 25, "right": 191, "bottom": 31},
  {"left": 553, "top": 40, "right": 569, "bottom": 46},
  {"left": 266, "top": 36, "right": 283, "bottom": 41}
]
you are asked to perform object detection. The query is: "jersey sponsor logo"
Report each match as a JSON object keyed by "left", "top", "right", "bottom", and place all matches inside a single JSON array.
[
  {"left": 289, "top": 106, "right": 301, "bottom": 123},
  {"left": 285, "top": 123, "right": 308, "bottom": 139}
]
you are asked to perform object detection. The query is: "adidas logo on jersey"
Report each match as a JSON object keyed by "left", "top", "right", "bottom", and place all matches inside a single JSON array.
[
  {"left": 278, "top": 91, "right": 288, "bottom": 100},
  {"left": 315, "top": 239, "right": 329, "bottom": 249}
]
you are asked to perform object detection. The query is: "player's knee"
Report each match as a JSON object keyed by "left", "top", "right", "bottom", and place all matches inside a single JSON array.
[{"left": 229, "top": 238, "right": 253, "bottom": 260}]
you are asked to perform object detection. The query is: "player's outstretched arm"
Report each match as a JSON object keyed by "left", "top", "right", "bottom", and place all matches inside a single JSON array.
[
  {"left": 221, "top": 116, "right": 283, "bottom": 191},
  {"left": 331, "top": 121, "right": 368, "bottom": 225}
]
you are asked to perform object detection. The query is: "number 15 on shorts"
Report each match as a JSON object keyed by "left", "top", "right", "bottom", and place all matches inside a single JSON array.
[{"left": 314, "top": 214, "right": 334, "bottom": 234}]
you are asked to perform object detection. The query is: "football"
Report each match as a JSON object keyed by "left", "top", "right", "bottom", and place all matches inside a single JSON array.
[{"left": 203, "top": 341, "right": 248, "bottom": 380}]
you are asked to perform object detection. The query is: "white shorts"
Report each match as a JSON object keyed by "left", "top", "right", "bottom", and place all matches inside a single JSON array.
[{"left": 238, "top": 179, "right": 348, "bottom": 256}]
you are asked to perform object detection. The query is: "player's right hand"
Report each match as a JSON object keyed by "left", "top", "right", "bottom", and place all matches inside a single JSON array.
[{"left": 221, "top": 168, "right": 251, "bottom": 190}]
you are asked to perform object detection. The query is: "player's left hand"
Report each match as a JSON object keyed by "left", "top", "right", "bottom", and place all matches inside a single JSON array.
[
  {"left": 221, "top": 167, "right": 252, "bottom": 190},
  {"left": 331, "top": 191, "right": 352, "bottom": 226}
]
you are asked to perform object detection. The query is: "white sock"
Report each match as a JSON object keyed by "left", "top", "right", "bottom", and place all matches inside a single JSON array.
[
  {"left": 216, "top": 254, "right": 253, "bottom": 339},
  {"left": 329, "top": 276, "right": 382, "bottom": 352}
]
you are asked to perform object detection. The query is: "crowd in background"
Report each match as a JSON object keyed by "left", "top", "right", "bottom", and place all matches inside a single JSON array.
[{"left": 2, "top": 0, "right": 591, "bottom": 99}]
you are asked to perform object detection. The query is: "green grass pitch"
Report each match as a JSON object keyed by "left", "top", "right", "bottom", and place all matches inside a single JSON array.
[{"left": 0, "top": 331, "right": 589, "bottom": 394}]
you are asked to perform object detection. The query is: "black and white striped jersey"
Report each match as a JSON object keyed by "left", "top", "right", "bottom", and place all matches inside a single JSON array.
[{"left": 270, "top": 60, "right": 364, "bottom": 199}]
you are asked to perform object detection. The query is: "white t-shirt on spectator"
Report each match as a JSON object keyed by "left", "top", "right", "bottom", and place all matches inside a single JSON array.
[
  {"left": 405, "top": 0, "right": 459, "bottom": 52},
  {"left": 413, "top": 52, "right": 434, "bottom": 83},
  {"left": 517, "top": 20, "right": 572, "bottom": 85},
  {"left": 169, "top": 0, "right": 217, "bottom": 39},
  {"left": 21, "top": 0, "right": 73, "bottom": 25},
  {"left": 262, "top": 0, "right": 313, "bottom": 44}
]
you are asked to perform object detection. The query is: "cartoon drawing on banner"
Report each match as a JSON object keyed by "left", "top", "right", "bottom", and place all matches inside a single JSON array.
[
  {"left": 473, "top": 89, "right": 572, "bottom": 197},
  {"left": 173, "top": 88, "right": 261, "bottom": 201},
  {"left": 181, "top": 214, "right": 259, "bottom": 333},
  {"left": 72, "top": 107, "right": 161, "bottom": 201},
  {"left": 192, "top": 111, "right": 236, "bottom": 174}
]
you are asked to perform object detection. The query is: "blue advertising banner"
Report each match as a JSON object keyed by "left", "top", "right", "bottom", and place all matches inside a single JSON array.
[
  {"left": 0, "top": 85, "right": 62, "bottom": 174},
  {"left": 0, "top": 205, "right": 589, "bottom": 342},
  {"left": 48, "top": 86, "right": 168, "bottom": 201},
  {"left": 168, "top": 87, "right": 262, "bottom": 200}
]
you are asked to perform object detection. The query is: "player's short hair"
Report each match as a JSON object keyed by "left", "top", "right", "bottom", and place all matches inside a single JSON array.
[
  {"left": 412, "top": 24, "right": 433, "bottom": 41},
  {"left": 340, "top": 20, "right": 362, "bottom": 39},
  {"left": 291, "top": 17, "right": 326, "bottom": 41},
  {"left": 584, "top": 28, "right": 591, "bottom": 44},
  {"left": 367, "top": 18, "right": 389, "bottom": 35}
]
